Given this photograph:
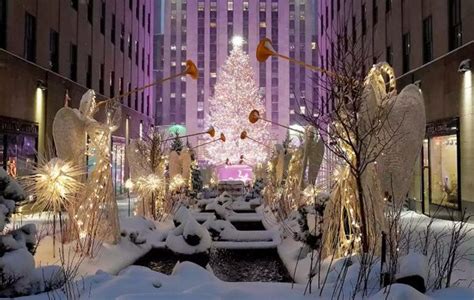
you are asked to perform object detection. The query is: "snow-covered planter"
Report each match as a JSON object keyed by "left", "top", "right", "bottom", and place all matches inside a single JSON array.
[
  {"left": 394, "top": 253, "right": 428, "bottom": 293},
  {"left": 166, "top": 209, "right": 211, "bottom": 269},
  {"left": 166, "top": 217, "right": 211, "bottom": 255}
]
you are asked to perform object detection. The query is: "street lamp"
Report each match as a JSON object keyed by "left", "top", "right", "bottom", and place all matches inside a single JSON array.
[{"left": 125, "top": 179, "right": 134, "bottom": 217}]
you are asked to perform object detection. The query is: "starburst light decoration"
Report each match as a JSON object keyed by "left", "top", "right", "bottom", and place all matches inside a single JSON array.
[{"left": 25, "top": 158, "right": 84, "bottom": 213}]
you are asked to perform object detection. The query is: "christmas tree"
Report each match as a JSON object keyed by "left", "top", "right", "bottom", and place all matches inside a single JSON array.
[
  {"left": 170, "top": 132, "right": 184, "bottom": 154},
  {"left": 204, "top": 37, "right": 271, "bottom": 166}
]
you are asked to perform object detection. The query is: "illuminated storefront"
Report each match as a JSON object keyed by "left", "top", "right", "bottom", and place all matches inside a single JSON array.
[
  {"left": 0, "top": 117, "right": 37, "bottom": 177},
  {"left": 421, "top": 118, "right": 461, "bottom": 213},
  {"left": 111, "top": 136, "right": 126, "bottom": 195}
]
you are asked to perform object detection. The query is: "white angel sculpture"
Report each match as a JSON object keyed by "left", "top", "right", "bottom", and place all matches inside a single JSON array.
[{"left": 52, "top": 90, "right": 121, "bottom": 254}]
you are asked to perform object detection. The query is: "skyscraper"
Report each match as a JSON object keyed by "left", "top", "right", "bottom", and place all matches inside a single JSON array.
[{"left": 156, "top": 0, "right": 317, "bottom": 145}]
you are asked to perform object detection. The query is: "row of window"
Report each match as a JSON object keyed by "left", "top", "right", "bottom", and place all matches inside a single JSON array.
[{"left": 321, "top": 0, "right": 462, "bottom": 74}]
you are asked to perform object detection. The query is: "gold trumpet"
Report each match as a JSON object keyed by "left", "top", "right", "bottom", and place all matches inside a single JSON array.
[
  {"left": 248, "top": 109, "right": 305, "bottom": 134},
  {"left": 192, "top": 133, "right": 226, "bottom": 149},
  {"left": 257, "top": 38, "right": 336, "bottom": 77},
  {"left": 163, "top": 126, "right": 215, "bottom": 142},
  {"left": 240, "top": 130, "right": 272, "bottom": 149},
  {"left": 98, "top": 60, "right": 198, "bottom": 106}
]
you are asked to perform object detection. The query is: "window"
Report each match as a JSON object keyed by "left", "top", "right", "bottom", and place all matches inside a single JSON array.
[
  {"left": 449, "top": 0, "right": 462, "bottom": 50},
  {"left": 136, "top": 0, "right": 140, "bottom": 19},
  {"left": 129, "top": 0, "right": 132, "bottom": 10},
  {"left": 86, "top": 55, "right": 92, "bottom": 88},
  {"left": 147, "top": 13, "right": 151, "bottom": 33},
  {"left": 146, "top": 95, "right": 150, "bottom": 116},
  {"left": 423, "top": 16, "right": 433, "bottom": 63},
  {"left": 87, "top": 0, "right": 93, "bottom": 23},
  {"left": 69, "top": 43, "right": 77, "bottom": 81},
  {"left": 49, "top": 29, "right": 59, "bottom": 72},
  {"left": 111, "top": 14, "right": 115, "bottom": 44},
  {"left": 362, "top": 4, "right": 367, "bottom": 35},
  {"left": 402, "top": 32, "right": 410, "bottom": 73},
  {"left": 141, "top": 47, "right": 145, "bottom": 71},
  {"left": 141, "top": 92, "right": 144, "bottom": 113},
  {"left": 386, "top": 45, "right": 393, "bottom": 66},
  {"left": 373, "top": 0, "right": 378, "bottom": 24},
  {"left": 386, "top": 0, "right": 391, "bottom": 13},
  {"left": 119, "top": 77, "right": 123, "bottom": 95},
  {"left": 325, "top": 6, "right": 328, "bottom": 28},
  {"left": 352, "top": 15, "right": 356, "bottom": 45},
  {"left": 109, "top": 71, "right": 115, "bottom": 97},
  {"left": 100, "top": 1, "right": 105, "bottom": 34},
  {"left": 99, "top": 63, "right": 104, "bottom": 94},
  {"left": 142, "top": 5, "right": 145, "bottom": 27},
  {"left": 320, "top": 16, "right": 324, "bottom": 36},
  {"left": 127, "top": 82, "right": 132, "bottom": 107},
  {"left": 147, "top": 54, "right": 150, "bottom": 76},
  {"left": 24, "top": 13, "right": 36, "bottom": 62},
  {"left": 135, "top": 41, "right": 139, "bottom": 65},
  {"left": 0, "top": 0, "right": 6, "bottom": 48},
  {"left": 120, "top": 23, "right": 124, "bottom": 52},
  {"left": 128, "top": 34, "right": 132, "bottom": 58},
  {"left": 71, "top": 0, "right": 78, "bottom": 10}
]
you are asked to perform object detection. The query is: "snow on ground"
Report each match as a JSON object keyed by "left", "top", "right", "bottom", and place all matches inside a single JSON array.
[
  {"left": 15, "top": 262, "right": 308, "bottom": 300},
  {"left": 10, "top": 200, "right": 474, "bottom": 299},
  {"left": 275, "top": 210, "right": 474, "bottom": 299},
  {"left": 34, "top": 216, "right": 172, "bottom": 277}
]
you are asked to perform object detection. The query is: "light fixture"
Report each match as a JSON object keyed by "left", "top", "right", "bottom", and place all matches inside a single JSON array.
[
  {"left": 458, "top": 59, "right": 471, "bottom": 73},
  {"left": 36, "top": 80, "right": 47, "bottom": 91}
]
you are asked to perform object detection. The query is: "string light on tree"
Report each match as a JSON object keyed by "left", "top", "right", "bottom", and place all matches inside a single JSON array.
[{"left": 204, "top": 36, "right": 271, "bottom": 165}]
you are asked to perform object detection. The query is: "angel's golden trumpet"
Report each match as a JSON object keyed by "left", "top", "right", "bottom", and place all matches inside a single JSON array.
[
  {"left": 98, "top": 60, "right": 199, "bottom": 106},
  {"left": 163, "top": 126, "right": 215, "bottom": 142},
  {"left": 248, "top": 109, "right": 305, "bottom": 134},
  {"left": 192, "top": 133, "right": 226, "bottom": 149},
  {"left": 257, "top": 38, "right": 335, "bottom": 77},
  {"left": 240, "top": 130, "right": 272, "bottom": 149}
]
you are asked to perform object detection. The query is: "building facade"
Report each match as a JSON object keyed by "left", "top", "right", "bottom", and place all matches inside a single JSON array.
[
  {"left": 0, "top": 0, "right": 154, "bottom": 194},
  {"left": 156, "top": 0, "right": 317, "bottom": 145},
  {"left": 318, "top": 0, "right": 474, "bottom": 217}
]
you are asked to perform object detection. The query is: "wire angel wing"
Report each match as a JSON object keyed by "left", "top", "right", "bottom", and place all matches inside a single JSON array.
[
  {"left": 180, "top": 149, "right": 192, "bottom": 184},
  {"left": 168, "top": 151, "right": 181, "bottom": 180},
  {"left": 52, "top": 107, "right": 86, "bottom": 164},
  {"left": 377, "top": 84, "right": 426, "bottom": 205}
]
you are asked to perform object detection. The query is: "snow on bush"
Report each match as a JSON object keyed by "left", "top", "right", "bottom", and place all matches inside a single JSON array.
[
  {"left": 0, "top": 168, "right": 41, "bottom": 297},
  {"left": 166, "top": 207, "right": 211, "bottom": 254}
]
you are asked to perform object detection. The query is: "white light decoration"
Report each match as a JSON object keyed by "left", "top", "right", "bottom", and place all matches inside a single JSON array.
[
  {"left": 25, "top": 158, "right": 83, "bottom": 213},
  {"left": 231, "top": 35, "right": 244, "bottom": 48},
  {"left": 204, "top": 41, "right": 271, "bottom": 165}
]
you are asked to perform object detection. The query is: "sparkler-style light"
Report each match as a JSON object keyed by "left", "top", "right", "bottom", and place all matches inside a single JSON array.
[
  {"left": 135, "top": 174, "right": 163, "bottom": 197},
  {"left": 25, "top": 158, "right": 84, "bottom": 213},
  {"left": 169, "top": 174, "right": 186, "bottom": 192}
]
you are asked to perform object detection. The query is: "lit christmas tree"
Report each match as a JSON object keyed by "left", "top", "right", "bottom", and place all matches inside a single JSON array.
[{"left": 204, "top": 36, "right": 271, "bottom": 166}]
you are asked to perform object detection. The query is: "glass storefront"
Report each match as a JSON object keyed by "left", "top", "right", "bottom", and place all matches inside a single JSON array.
[
  {"left": 0, "top": 117, "right": 38, "bottom": 177},
  {"left": 111, "top": 136, "right": 126, "bottom": 195},
  {"left": 422, "top": 118, "right": 460, "bottom": 211}
]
